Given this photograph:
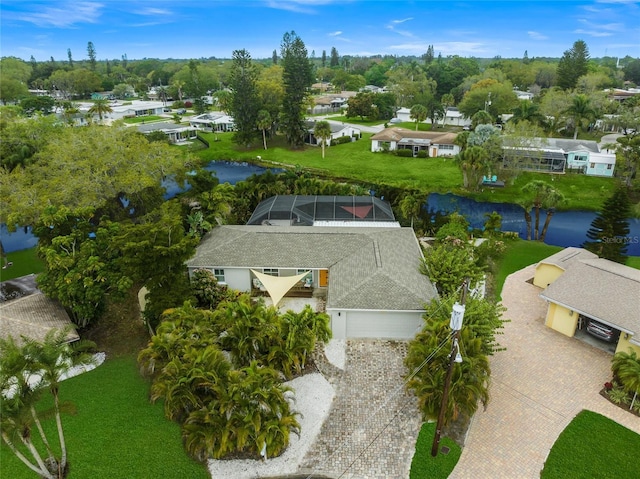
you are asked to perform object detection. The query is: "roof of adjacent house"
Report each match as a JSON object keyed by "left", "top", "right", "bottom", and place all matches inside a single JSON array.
[
  {"left": 370, "top": 127, "right": 458, "bottom": 145},
  {"left": 0, "top": 276, "right": 79, "bottom": 345},
  {"left": 503, "top": 137, "right": 602, "bottom": 154},
  {"left": 536, "top": 247, "right": 598, "bottom": 271},
  {"left": 305, "top": 121, "right": 359, "bottom": 135},
  {"left": 187, "top": 225, "right": 438, "bottom": 312},
  {"left": 136, "top": 121, "right": 195, "bottom": 133},
  {"left": 540, "top": 258, "right": 640, "bottom": 334}
]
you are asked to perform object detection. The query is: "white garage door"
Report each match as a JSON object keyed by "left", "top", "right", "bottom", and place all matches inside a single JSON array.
[{"left": 345, "top": 310, "right": 423, "bottom": 339}]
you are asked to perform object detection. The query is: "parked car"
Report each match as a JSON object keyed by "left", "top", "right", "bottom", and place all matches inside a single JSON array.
[
  {"left": 176, "top": 108, "right": 187, "bottom": 114},
  {"left": 585, "top": 318, "right": 619, "bottom": 343}
]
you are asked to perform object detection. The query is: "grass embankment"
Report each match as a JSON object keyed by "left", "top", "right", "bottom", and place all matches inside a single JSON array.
[
  {"left": 196, "top": 131, "right": 616, "bottom": 211},
  {"left": 0, "top": 247, "right": 44, "bottom": 281},
  {"left": 540, "top": 410, "right": 640, "bottom": 479},
  {"left": 0, "top": 356, "right": 209, "bottom": 479},
  {"left": 410, "top": 422, "right": 461, "bottom": 479}
]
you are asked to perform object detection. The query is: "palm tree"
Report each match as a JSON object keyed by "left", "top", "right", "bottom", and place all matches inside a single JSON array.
[
  {"left": 399, "top": 193, "right": 423, "bottom": 229},
  {"left": 511, "top": 100, "right": 545, "bottom": 126},
  {"left": 256, "top": 110, "right": 272, "bottom": 150},
  {"left": 313, "top": 120, "right": 332, "bottom": 159},
  {"left": 539, "top": 188, "right": 566, "bottom": 242},
  {"left": 612, "top": 350, "right": 640, "bottom": 410},
  {"left": 564, "top": 94, "right": 596, "bottom": 140},
  {"left": 410, "top": 104, "right": 428, "bottom": 131},
  {"left": 171, "top": 80, "right": 185, "bottom": 101},
  {"left": 457, "top": 146, "right": 489, "bottom": 190},
  {"left": 1, "top": 328, "right": 95, "bottom": 479},
  {"left": 87, "top": 98, "right": 113, "bottom": 122},
  {"left": 522, "top": 180, "right": 548, "bottom": 240}
]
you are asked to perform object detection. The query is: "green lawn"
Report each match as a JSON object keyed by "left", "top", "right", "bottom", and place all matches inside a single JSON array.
[
  {"left": 0, "top": 356, "right": 209, "bottom": 479},
  {"left": 541, "top": 410, "right": 640, "bottom": 479},
  {"left": 196, "top": 131, "right": 623, "bottom": 212},
  {"left": 0, "top": 247, "right": 44, "bottom": 281},
  {"left": 494, "top": 239, "right": 563, "bottom": 297},
  {"left": 197, "top": 132, "right": 463, "bottom": 192},
  {"left": 123, "top": 115, "right": 164, "bottom": 124},
  {"left": 410, "top": 422, "right": 461, "bottom": 479}
]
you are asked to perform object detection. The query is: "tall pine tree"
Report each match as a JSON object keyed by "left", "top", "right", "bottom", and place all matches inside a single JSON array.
[
  {"left": 280, "top": 31, "right": 313, "bottom": 148},
  {"left": 556, "top": 40, "right": 590, "bottom": 90},
  {"left": 229, "top": 49, "right": 259, "bottom": 147},
  {"left": 583, "top": 188, "right": 631, "bottom": 264}
]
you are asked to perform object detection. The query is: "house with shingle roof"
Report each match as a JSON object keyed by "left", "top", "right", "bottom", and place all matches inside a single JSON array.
[
  {"left": 186, "top": 225, "right": 438, "bottom": 339},
  {"left": 370, "top": 127, "right": 459, "bottom": 157},
  {"left": 537, "top": 250, "right": 640, "bottom": 355},
  {"left": 0, "top": 275, "right": 79, "bottom": 345},
  {"left": 533, "top": 247, "right": 598, "bottom": 288}
]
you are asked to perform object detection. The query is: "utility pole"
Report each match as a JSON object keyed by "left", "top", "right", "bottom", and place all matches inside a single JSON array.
[{"left": 431, "top": 279, "right": 468, "bottom": 457}]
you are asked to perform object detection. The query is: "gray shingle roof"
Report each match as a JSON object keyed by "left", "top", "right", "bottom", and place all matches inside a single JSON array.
[
  {"left": 0, "top": 291, "right": 79, "bottom": 345},
  {"left": 187, "top": 225, "right": 438, "bottom": 311},
  {"left": 540, "top": 258, "right": 640, "bottom": 334}
]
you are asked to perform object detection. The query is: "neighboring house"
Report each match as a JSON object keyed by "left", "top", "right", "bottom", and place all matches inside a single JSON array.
[
  {"left": 370, "top": 127, "right": 459, "bottom": 157},
  {"left": 136, "top": 121, "right": 198, "bottom": 144},
  {"left": 514, "top": 90, "right": 534, "bottom": 101},
  {"left": 308, "top": 92, "right": 357, "bottom": 115},
  {"left": 107, "top": 100, "right": 166, "bottom": 121},
  {"left": 189, "top": 112, "right": 236, "bottom": 132},
  {"left": 305, "top": 121, "right": 361, "bottom": 146},
  {"left": 186, "top": 225, "right": 438, "bottom": 340},
  {"left": 535, "top": 249, "right": 640, "bottom": 356},
  {"left": 502, "top": 137, "right": 616, "bottom": 176},
  {"left": 247, "top": 195, "right": 399, "bottom": 227},
  {"left": 0, "top": 275, "right": 79, "bottom": 345}
]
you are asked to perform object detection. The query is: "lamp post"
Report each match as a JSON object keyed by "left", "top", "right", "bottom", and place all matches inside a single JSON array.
[{"left": 431, "top": 279, "right": 468, "bottom": 457}]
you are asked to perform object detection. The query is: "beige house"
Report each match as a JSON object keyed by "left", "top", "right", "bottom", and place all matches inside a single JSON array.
[
  {"left": 370, "top": 127, "right": 459, "bottom": 157},
  {"left": 536, "top": 249, "right": 640, "bottom": 355}
]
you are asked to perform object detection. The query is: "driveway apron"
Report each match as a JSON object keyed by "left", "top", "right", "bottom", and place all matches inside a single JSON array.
[{"left": 300, "top": 340, "right": 422, "bottom": 479}]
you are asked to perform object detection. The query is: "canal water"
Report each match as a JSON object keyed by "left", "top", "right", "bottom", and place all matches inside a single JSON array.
[{"left": 2, "top": 163, "right": 639, "bottom": 257}]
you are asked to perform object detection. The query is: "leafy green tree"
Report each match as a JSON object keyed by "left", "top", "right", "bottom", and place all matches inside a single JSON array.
[
  {"left": 459, "top": 82, "right": 518, "bottom": 120},
  {"left": 0, "top": 125, "right": 186, "bottom": 227},
  {"left": 557, "top": 40, "right": 590, "bottom": 90},
  {"left": 0, "top": 328, "right": 95, "bottom": 479},
  {"left": 256, "top": 109, "right": 272, "bottom": 150},
  {"left": 313, "top": 120, "right": 332, "bottom": 158},
  {"left": 410, "top": 104, "right": 428, "bottom": 130},
  {"left": 346, "top": 91, "right": 375, "bottom": 120},
  {"left": 330, "top": 47, "right": 340, "bottom": 67},
  {"left": 564, "top": 93, "right": 597, "bottom": 140},
  {"left": 19, "top": 96, "right": 56, "bottom": 116},
  {"left": 0, "top": 114, "right": 61, "bottom": 171},
  {"left": 405, "top": 294, "right": 503, "bottom": 427},
  {"left": 511, "top": 100, "right": 545, "bottom": 126},
  {"left": 614, "top": 133, "right": 640, "bottom": 188},
  {"left": 280, "top": 31, "right": 314, "bottom": 148},
  {"left": 420, "top": 243, "right": 484, "bottom": 297},
  {"left": 0, "top": 57, "right": 32, "bottom": 103},
  {"left": 583, "top": 188, "right": 631, "bottom": 263},
  {"left": 399, "top": 193, "right": 423, "bottom": 229},
  {"left": 34, "top": 206, "right": 133, "bottom": 327},
  {"left": 611, "top": 350, "right": 640, "bottom": 410}
]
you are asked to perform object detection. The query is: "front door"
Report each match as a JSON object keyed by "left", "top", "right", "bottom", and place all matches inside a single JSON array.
[{"left": 319, "top": 269, "right": 329, "bottom": 287}]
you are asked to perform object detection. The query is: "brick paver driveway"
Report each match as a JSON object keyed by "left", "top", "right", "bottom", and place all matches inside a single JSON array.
[{"left": 450, "top": 265, "right": 640, "bottom": 478}]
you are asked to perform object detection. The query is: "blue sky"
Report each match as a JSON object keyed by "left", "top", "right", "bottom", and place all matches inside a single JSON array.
[{"left": 1, "top": 0, "right": 639, "bottom": 62}]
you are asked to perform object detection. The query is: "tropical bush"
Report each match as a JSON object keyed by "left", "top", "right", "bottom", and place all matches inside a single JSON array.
[
  {"left": 138, "top": 297, "right": 331, "bottom": 461},
  {"left": 396, "top": 149, "right": 413, "bottom": 157}
]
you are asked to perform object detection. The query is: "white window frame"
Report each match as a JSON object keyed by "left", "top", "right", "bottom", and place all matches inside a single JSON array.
[
  {"left": 263, "top": 268, "right": 279, "bottom": 277},
  {"left": 213, "top": 269, "right": 225, "bottom": 282}
]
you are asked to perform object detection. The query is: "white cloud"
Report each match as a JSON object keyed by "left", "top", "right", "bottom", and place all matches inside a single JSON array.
[
  {"left": 528, "top": 31, "right": 549, "bottom": 40},
  {"left": 573, "top": 29, "right": 614, "bottom": 37},
  {"left": 264, "top": 0, "right": 342, "bottom": 14},
  {"left": 391, "top": 17, "right": 413, "bottom": 24},
  {"left": 328, "top": 31, "right": 342, "bottom": 36},
  {"left": 135, "top": 8, "right": 173, "bottom": 16},
  {"left": 18, "top": 1, "right": 103, "bottom": 27}
]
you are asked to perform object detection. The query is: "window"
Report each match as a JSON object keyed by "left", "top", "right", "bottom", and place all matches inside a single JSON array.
[
  {"left": 590, "top": 162, "right": 595, "bottom": 169},
  {"left": 607, "top": 164, "right": 612, "bottom": 170},
  {"left": 213, "top": 269, "right": 225, "bottom": 282},
  {"left": 439, "top": 144, "right": 454, "bottom": 150},
  {"left": 297, "top": 269, "right": 312, "bottom": 282},
  {"left": 263, "top": 268, "right": 279, "bottom": 277}
]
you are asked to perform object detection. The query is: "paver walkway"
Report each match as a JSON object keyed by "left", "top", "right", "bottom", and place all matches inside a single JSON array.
[
  {"left": 450, "top": 265, "right": 640, "bottom": 478},
  {"left": 300, "top": 340, "right": 422, "bottom": 479}
]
